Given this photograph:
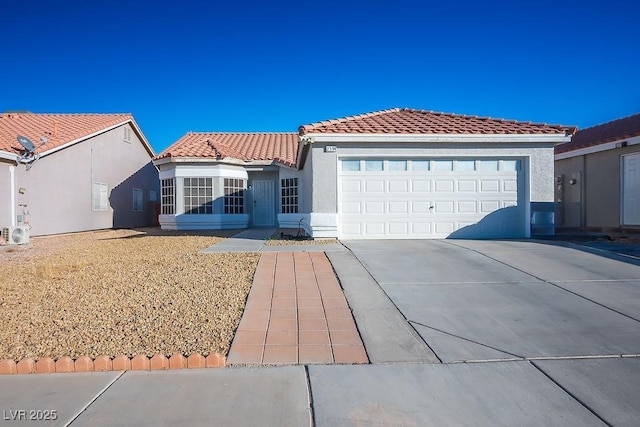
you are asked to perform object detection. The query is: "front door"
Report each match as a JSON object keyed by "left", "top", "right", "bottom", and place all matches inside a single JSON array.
[{"left": 252, "top": 180, "right": 275, "bottom": 226}]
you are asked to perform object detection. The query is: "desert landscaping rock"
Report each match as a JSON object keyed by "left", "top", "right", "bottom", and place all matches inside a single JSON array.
[{"left": 0, "top": 228, "right": 259, "bottom": 361}]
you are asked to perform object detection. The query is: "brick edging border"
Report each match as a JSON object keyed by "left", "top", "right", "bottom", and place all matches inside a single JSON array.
[{"left": 0, "top": 353, "right": 226, "bottom": 375}]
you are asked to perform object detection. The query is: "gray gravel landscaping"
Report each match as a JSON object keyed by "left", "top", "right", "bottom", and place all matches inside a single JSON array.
[{"left": 0, "top": 228, "right": 260, "bottom": 361}]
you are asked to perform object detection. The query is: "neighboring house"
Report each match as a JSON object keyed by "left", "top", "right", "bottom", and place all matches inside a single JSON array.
[
  {"left": 154, "top": 108, "right": 574, "bottom": 239},
  {"left": 555, "top": 113, "right": 640, "bottom": 230},
  {"left": 0, "top": 113, "right": 159, "bottom": 236}
]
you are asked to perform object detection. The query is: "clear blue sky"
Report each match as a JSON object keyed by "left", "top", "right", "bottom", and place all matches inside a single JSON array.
[{"left": 2, "top": 0, "right": 638, "bottom": 153}]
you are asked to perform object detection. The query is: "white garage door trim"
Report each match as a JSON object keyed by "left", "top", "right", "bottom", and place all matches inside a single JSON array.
[{"left": 338, "top": 157, "right": 528, "bottom": 239}]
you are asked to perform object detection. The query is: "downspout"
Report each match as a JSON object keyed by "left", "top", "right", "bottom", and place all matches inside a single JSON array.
[{"left": 9, "top": 166, "right": 16, "bottom": 226}]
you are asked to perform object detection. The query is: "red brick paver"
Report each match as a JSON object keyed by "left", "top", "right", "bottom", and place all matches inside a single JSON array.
[{"left": 228, "top": 252, "right": 368, "bottom": 365}]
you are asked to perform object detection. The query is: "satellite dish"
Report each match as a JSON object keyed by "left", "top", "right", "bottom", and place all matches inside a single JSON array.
[{"left": 17, "top": 135, "right": 36, "bottom": 152}]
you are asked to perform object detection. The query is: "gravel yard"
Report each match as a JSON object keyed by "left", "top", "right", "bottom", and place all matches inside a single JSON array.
[{"left": 0, "top": 228, "right": 260, "bottom": 361}]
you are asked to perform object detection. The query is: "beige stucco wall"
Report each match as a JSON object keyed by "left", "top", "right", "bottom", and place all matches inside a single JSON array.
[
  {"left": 556, "top": 144, "right": 640, "bottom": 229},
  {"left": 9, "top": 123, "right": 158, "bottom": 236},
  {"left": 0, "top": 159, "right": 14, "bottom": 228},
  {"left": 554, "top": 156, "right": 585, "bottom": 228}
]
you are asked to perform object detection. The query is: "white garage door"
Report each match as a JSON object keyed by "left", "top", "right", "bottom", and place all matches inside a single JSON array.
[{"left": 339, "top": 158, "right": 526, "bottom": 239}]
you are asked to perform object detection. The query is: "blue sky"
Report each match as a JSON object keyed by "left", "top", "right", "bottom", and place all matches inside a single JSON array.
[{"left": 2, "top": 0, "right": 638, "bottom": 153}]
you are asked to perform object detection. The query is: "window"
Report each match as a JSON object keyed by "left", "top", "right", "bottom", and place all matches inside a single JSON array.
[
  {"left": 388, "top": 160, "right": 407, "bottom": 171},
  {"left": 183, "top": 177, "right": 213, "bottom": 214},
  {"left": 92, "top": 182, "right": 108, "bottom": 211},
  {"left": 281, "top": 178, "right": 298, "bottom": 213},
  {"left": 224, "top": 178, "right": 245, "bottom": 214},
  {"left": 341, "top": 160, "right": 360, "bottom": 171},
  {"left": 365, "top": 160, "right": 384, "bottom": 171},
  {"left": 411, "top": 160, "right": 430, "bottom": 171},
  {"left": 479, "top": 160, "right": 499, "bottom": 171},
  {"left": 133, "top": 188, "right": 143, "bottom": 212},
  {"left": 456, "top": 160, "right": 476, "bottom": 171},
  {"left": 123, "top": 127, "right": 131, "bottom": 143},
  {"left": 433, "top": 160, "right": 453, "bottom": 171},
  {"left": 161, "top": 178, "right": 175, "bottom": 215}
]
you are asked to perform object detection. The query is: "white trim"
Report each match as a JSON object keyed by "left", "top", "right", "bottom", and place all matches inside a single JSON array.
[
  {"left": 555, "top": 135, "right": 640, "bottom": 160},
  {"left": 0, "top": 150, "right": 17, "bottom": 162},
  {"left": 303, "top": 133, "right": 571, "bottom": 144},
  {"left": 153, "top": 157, "right": 278, "bottom": 167}
]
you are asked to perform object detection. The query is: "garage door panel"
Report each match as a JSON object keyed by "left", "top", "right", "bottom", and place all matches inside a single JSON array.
[
  {"left": 365, "top": 180, "right": 385, "bottom": 192},
  {"left": 435, "top": 180, "right": 454, "bottom": 192},
  {"left": 458, "top": 180, "right": 477, "bottom": 192},
  {"left": 365, "top": 222, "right": 385, "bottom": 234},
  {"left": 389, "top": 201, "right": 408, "bottom": 214},
  {"left": 503, "top": 180, "right": 518, "bottom": 192},
  {"left": 339, "top": 157, "right": 525, "bottom": 239},
  {"left": 364, "top": 201, "right": 385, "bottom": 214},
  {"left": 389, "top": 180, "right": 408, "bottom": 192},
  {"left": 457, "top": 201, "right": 478, "bottom": 213},
  {"left": 388, "top": 223, "right": 409, "bottom": 235},
  {"left": 412, "top": 181, "right": 431, "bottom": 192},
  {"left": 412, "top": 202, "right": 432, "bottom": 213},
  {"left": 480, "top": 180, "right": 500, "bottom": 192},
  {"left": 341, "top": 180, "right": 362, "bottom": 192}
]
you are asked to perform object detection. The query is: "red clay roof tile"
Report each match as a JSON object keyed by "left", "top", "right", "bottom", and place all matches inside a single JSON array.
[
  {"left": 154, "top": 132, "right": 299, "bottom": 167},
  {"left": 299, "top": 108, "right": 574, "bottom": 136},
  {"left": 555, "top": 113, "right": 640, "bottom": 154},
  {"left": 0, "top": 113, "right": 132, "bottom": 155}
]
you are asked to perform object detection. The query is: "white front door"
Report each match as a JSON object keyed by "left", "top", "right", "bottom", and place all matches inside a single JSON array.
[
  {"left": 339, "top": 158, "right": 526, "bottom": 239},
  {"left": 623, "top": 153, "right": 640, "bottom": 225},
  {"left": 252, "top": 180, "right": 275, "bottom": 227}
]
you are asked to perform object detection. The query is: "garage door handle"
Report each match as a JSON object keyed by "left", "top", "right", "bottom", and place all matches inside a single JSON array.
[{"left": 429, "top": 206, "right": 434, "bottom": 210}]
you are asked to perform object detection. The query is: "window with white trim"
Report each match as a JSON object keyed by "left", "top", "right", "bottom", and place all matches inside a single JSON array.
[
  {"left": 92, "top": 182, "right": 108, "bottom": 211},
  {"left": 161, "top": 178, "right": 175, "bottom": 215},
  {"left": 281, "top": 178, "right": 298, "bottom": 213},
  {"left": 224, "top": 178, "right": 245, "bottom": 214},
  {"left": 184, "top": 177, "right": 213, "bottom": 214},
  {"left": 133, "top": 188, "right": 143, "bottom": 212}
]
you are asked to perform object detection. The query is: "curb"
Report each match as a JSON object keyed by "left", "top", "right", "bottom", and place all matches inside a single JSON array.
[{"left": 0, "top": 352, "right": 226, "bottom": 375}]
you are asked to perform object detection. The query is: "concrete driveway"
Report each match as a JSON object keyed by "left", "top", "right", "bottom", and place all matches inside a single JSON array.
[{"left": 344, "top": 239, "right": 640, "bottom": 362}]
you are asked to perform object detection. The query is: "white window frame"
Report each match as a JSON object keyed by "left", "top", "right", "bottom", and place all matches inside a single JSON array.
[
  {"left": 281, "top": 178, "right": 299, "bottom": 214},
  {"left": 161, "top": 178, "right": 175, "bottom": 215},
  {"left": 92, "top": 182, "right": 108, "bottom": 211},
  {"left": 123, "top": 127, "right": 131, "bottom": 143},
  {"left": 183, "top": 177, "right": 213, "bottom": 215},
  {"left": 224, "top": 178, "right": 245, "bottom": 214}
]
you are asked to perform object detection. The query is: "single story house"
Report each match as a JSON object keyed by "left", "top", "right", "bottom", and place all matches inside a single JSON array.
[
  {"left": 0, "top": 113, "right": 159, "bottom": 237},
  {"left": 154, "top": 108, "right": 574, "bottom": 239},
  {"left": 555, "top": 113, "right": 640, "bottom": 230}
]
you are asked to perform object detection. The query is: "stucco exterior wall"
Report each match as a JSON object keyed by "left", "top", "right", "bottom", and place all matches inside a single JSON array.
[
  {"left": 554, "top": 156, "right": 585, "bottom": 228},
  {"left": 0, "top": 160, "right": 14, "bottom": 228},
  {"left": 555, "top": 144, "right": 640, "bottom": 229},
  {"left": 9, "top": 124, "right": 158, "bottom": 236}
]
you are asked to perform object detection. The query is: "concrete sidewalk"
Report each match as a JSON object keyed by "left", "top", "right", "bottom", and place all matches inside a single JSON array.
[{"left": 200, "top": 228, "right": 346, "bottom": 253}]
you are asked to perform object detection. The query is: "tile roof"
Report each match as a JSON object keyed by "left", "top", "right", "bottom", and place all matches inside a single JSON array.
[
  {"left": 555, "top": 113, "right": 640, "bottom": 154},
  {"left": 0, "top": 112, "right": 133, "bottom": 156},
  {"left": 154, "top": 132, "right": 299, "bottom": 167},
  {"left": 299, "top": 108, "right": 574, "bottom": 136}
]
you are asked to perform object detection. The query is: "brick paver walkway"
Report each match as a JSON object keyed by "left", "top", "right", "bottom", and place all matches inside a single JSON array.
[{"left": 227, "top": 252, "right": 368, "bottom": 365}]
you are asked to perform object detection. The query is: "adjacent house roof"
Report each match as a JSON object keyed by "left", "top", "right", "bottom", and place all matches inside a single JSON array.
[
  {"left": 555, "top": 113, "right": 640, "bottom": 154},
  {"left": 0, "top": 112, "right": 153, "bottom": 157},
  {"left": 299, "top": 108, "right": 575, "bottom": 136},
  {"left": 154, "top": 132, "right": 299, "bottom": 167}
]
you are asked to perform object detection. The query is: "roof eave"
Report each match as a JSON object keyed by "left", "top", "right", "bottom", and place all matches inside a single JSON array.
[
  {"left": 555, "top": 134, "right": 640, "bottom": 160},
  {"left": 0, "top": 150, "right": 17, "bottom": 162},
  {"left": 303, "top": 133, "right": 572, "bottom": 144}
]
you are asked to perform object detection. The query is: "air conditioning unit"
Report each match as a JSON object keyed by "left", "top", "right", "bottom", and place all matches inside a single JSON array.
[{"left": 2, "top": 226, "right": 30, "bottom": 245}]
